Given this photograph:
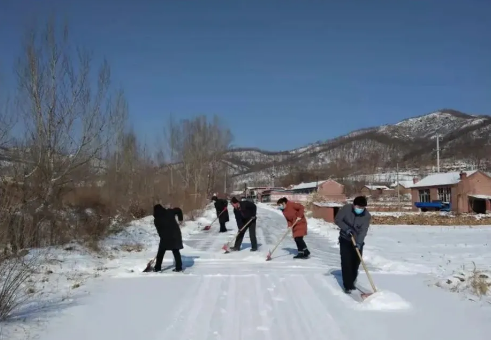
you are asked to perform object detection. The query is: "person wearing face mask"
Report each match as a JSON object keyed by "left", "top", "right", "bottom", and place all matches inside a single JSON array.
[
  {"left": 334, "top": 196, "right": 371, "bottom": 293},
  {"left": 276, "top": 197, "right": 310, "bottom": 259}
]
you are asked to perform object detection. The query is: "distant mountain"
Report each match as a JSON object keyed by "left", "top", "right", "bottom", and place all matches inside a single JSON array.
[{"left": 224, "top": 109, "right": 491, "bottom": 185}]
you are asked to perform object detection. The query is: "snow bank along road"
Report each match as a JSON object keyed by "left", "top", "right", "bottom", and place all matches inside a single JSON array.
[{"left": 38, "top": 204, "right": 491, "bottom": 340}]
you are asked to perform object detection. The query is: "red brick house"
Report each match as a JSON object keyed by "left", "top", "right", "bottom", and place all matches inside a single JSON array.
[
  {"left": 312, "top": 202, "right": 344, "bottom": 223},
  {"left": 360, "top": 185, "right": 393, "bottom": 198},
  {"left": 289, "top": 179, "right": 347, "bottom": 202},
  {"left": 389, "top": 180, "right": 414, "bottom": 195},
  {"left": 410, "top": 170, "right": 491, "bottom": 213}
]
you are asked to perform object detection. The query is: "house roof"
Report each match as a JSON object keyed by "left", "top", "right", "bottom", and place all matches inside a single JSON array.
[
  {"left": 313, "top": 202, "right": 344, "bottom": 208},
  {"left": 411, "top": 170, "right": 477, "bottom": 188},
  {"left": 290, "top": 179, "right": 329, "bottom": 191},
  {"left": 390, "top": 180, "right": 414, "bottom": 188},
  {"left": 364, "top": 185, "right": 390, "bottom": 190}
]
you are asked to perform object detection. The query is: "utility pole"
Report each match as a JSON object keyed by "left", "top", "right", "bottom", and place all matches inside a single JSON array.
[
  {"left": 224, "top": 169, "right": 227, "bottom": 194},
  {"left": 396, "top": 162, "right": 400, "bottom": 204},
  {"left": 436, "top": 134, "right": 441, "bottom": 172},
  {"left": 271, "top": 160, "right": 276, "bottom": 187}
]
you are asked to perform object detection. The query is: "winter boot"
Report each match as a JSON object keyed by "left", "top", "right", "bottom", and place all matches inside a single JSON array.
[
  {"left": 250, "top": 248, "right": 257, "bottom": 252},
  {"left": 173, "top": 268, "right": 183, "bottom": 272},
  {"left": 303, "top": 249, "right": 311, "bottom": 258},
  {"left": 293, "top": 251, "right": 305, "bottom": 259},
  {"left": 230, "top": 246, "right": 240, "bottom": 251},
  {"left": 343, "top": 287, "right": 352, "bottom": 294}
]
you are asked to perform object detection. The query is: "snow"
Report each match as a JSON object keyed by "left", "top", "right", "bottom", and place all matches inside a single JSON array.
[
  {"left": 290, "top": 179, "right": 329, "bottom": 190},
  {"left": 2, "top": 203, "right": 491, "bottom": 339},
  {"left": 411, "top": 170, "right": 477, "bottom": 188},
  {"left": 389, "top": 180, "right": 413, "bottom": 188},
  {"left": 364, "top": 185, "right": 390, "bottom": 190},
  {"left": 313, "top": 202, "right": 343, "bottom": 207}
]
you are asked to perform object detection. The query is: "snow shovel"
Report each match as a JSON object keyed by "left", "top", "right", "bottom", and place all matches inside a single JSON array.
[
  {"left": 203, "top": 207, "right": 227, "bottom": 231},
  {"left": 351, "top": 235, "right": 378, "bottom": 300},
  {"left": 143, "top": 257, "right": 156, "bottom": 273},
  {"left": 222, "top": 217, "right": 256, "bottom": 253},
  {"left": 266, "top": 220, "right": 299, "bottom": 261}
]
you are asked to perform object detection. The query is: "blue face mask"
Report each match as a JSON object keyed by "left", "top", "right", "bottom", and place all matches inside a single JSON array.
[
  {"left": 354, "top": 208, "right": 364, "bottom": 215},
  {"left": 278, "top": 205, "right": 285, "bottom": 211}
]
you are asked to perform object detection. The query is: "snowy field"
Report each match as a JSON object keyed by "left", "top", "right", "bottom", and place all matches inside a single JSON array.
[{"left": 1, "top": 203, "right": 491, "bottom": 339}]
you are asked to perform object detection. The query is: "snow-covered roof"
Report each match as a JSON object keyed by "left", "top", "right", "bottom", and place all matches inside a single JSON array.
[
  {"left": 390, "top": 180, "right": 414, "bottom": 188},
  {"left": 290, "top": 179, "right": 329, "bottom": 191},
  {"left": 468, "top": 194, "right": 491, "bottom": 200},
  {"left": 364, "top": 185, "right": 390, "bottom": 190},
  {"left": 411, "top": 171, "right": 477, "bottom": 188},
  {"left": 313, "top": 202, "right": 344, "bottom": 207}
]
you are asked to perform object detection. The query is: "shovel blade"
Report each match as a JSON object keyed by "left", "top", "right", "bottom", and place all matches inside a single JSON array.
[
  {"left": 203, "top": 225, "right": 211, "bottom": 231},
  {"left": 265, "top": 251, "right": 272, "bottom": 261},
  {"left": 143, "top": 261, "right": 154, "bottom": 273},
  {"left": 360, "top": 293, "right": 373, "bottom": 300},
  {"left": 222, "top": 244, "right": 230, "bottom": 253}
]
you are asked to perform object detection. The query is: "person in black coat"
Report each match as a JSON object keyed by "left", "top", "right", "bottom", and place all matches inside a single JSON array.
[
  {"left": 153, "top": 204, "right": 184, "bottom": 272},
  {"left": 230, "top": 197, "right": 258, "bottom": 251},
  {"left": 211, "top": 195, "right": 229, "bottom": 232}
]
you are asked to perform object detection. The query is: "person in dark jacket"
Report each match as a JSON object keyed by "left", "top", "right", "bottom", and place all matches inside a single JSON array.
[
  {"left": 211, "top": 195, "right": 229, "bottom": 233},
  {"left": 153, "top": 204, "right": 184, "bottom": 272},
  {"left": 230, "top": 197, "right": 258, "bottom": 251},
  {"left": 334, "top": 196, "right": 371, "bottom": 293}
]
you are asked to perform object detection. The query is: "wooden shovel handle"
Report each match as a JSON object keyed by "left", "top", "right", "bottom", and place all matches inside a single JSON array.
[{"left": 351, "top": 235, "right": 377, "bottom": 293}]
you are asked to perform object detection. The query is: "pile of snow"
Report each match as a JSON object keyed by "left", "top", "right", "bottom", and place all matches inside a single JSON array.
[
  {"left": 357, "top": 291, "right": 411, "bottom": 311},
  {"left": 435, "top": 267, "right": 491, "bottom": 303}
]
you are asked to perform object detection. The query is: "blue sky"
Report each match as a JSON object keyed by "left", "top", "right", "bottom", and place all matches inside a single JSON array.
[{"left": 1, "top": 0, "right": 490, "bottom": 151}]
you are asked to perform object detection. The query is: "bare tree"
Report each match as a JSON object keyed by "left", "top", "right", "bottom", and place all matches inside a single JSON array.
[
  {"left": 164, "top": 115, "right": 232, "bottom": 199},
  {"left": 15, "top": 19, "right": 126, "bottom": 207}
]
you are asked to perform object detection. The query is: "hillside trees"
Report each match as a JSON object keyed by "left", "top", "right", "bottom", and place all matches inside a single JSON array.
[
  {"left": 163, "top": 115, "right": 233, "bottom": 205},
  {"left": 0, "top": 19, "right": 235, "bottom": 255}
]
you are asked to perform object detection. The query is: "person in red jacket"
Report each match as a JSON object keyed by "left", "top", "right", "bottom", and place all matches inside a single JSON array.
[{"left": 276, "top": 197, "right": 310, "bottom": 259}]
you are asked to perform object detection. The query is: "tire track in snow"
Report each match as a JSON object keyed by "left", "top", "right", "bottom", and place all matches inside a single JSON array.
[
  {"left": 159, "top": 275, "right": 215, "bottom": 339},
  {"left": 158, "top": 276, "right": 205, "bottom": 335},
  {"left": 287, "top": 275, "right": 347, "bottom": 338}
]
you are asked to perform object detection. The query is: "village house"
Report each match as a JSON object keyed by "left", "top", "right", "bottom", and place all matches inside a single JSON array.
[
  {"left": 312, "top": 202, "right": 344, "bottom": 223},
  {"left": 389, "top": 180, "right": 413, "bottom": 195},
  {"left": 411, "top": 170, "right": 491, "bottom": 214},
  {"left": 261, "top": 179, "right": 347, "bottom": 203},
  {"left": 360, "top": 185, "right": 393, "bottom": 198}
]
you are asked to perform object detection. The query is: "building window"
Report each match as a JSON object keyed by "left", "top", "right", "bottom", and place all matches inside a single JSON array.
[
  {"left": 438, "top": 187, "right": 451, "bottom": 202},
  {"left": 419, "top": 189, "right": 430, "bottom": 202}
]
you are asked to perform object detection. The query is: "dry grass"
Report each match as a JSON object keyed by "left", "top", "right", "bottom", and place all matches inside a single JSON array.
[
  {"left": 0, "top": 250, "right": 41, "bottom": 320},
  {"left": 371, "top": 214, "right": 491, "bottom": 225},
  {"left": 120, "top": 243, "right": 144, "bottom": 253},
  {"left": 469, "top": 262, "right": 490, "bottom": 297}
]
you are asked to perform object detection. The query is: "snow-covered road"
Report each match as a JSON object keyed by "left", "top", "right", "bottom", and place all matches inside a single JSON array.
[{"left": 37, "top": 204, "right": 491, "bottom": 340}]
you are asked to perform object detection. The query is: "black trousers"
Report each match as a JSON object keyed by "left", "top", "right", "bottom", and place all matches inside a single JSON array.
[
  {"left": 339, "top": 237, "right": 363, "bottom": 290},
  {"left": 219, "top": 221, "right": 228, "bottom": 232},
  {"left": 155, "top": 241, "right": 182, "bottom": 271},
  {"left": 294, "top": 237, "right": 308, "bottom": 251},
  {"left": 234, "top": 220, "right": 257, "bottom": 250}
]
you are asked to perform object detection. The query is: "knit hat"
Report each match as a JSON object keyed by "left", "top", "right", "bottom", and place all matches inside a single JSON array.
[
  {"left": 211, "top": 196, "right": 218, "bottom": 201},
  {"left": 353, "top": 196, "right": 367, "bottom": 207}
]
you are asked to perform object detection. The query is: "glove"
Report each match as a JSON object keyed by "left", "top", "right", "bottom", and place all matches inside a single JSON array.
[
  {"left": 355, "top": 243, "right": 362, "bottom": 250},
  {"left": 295, "top": 217, "right": 302, "bottom": 223},
  {"left": 346, "top": 229, "right": 354, "bottom": 237}
]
